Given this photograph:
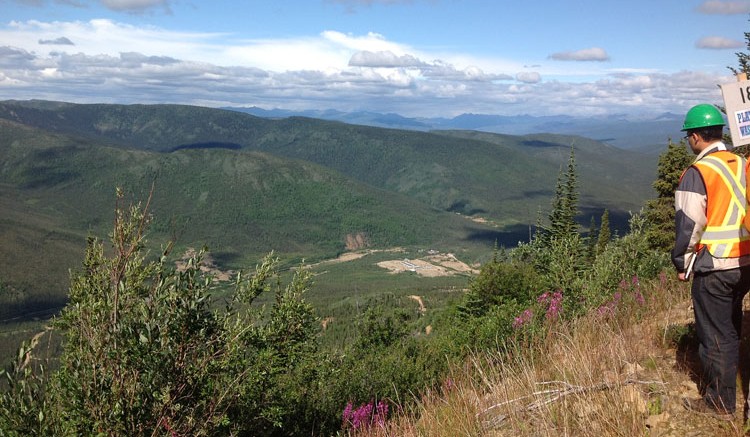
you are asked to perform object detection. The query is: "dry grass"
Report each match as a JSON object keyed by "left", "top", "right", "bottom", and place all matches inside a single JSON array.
[{"left": 356, "top": 274, "right": 750, "bottom": 436}]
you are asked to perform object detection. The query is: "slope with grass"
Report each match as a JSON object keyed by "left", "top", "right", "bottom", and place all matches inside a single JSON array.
[{"left": 369, "top": 276, "right": 750, "bottom": 436}]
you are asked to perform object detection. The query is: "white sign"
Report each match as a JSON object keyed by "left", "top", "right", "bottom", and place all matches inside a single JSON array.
[{"left": 720, "top": 79, "right": 750, "bottom": 147}]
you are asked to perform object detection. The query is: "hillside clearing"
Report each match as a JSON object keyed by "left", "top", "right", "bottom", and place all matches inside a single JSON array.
[
  {"left": 308, "top": 248, "right": 478, "bottom": 277},
  {"left": 377, "top": 252, "right": 479, "bottom": 277}
]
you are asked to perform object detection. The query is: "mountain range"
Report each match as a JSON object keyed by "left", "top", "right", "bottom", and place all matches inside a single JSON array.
[
  {"left": 225, "top": 106, "right": 684, "bottom": 152},
  {"left": 0, "top": 99, "right": 658, "bottom": 321}
]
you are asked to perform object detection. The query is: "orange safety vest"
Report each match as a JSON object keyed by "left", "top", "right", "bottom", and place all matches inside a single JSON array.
[{"left": 693, "top": 150, "right": 750, "bottom": 258}]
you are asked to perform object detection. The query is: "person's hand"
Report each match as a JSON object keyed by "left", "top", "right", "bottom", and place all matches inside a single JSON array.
[{"left": 677, "top": 272, "right": 688, "bottom": 282}]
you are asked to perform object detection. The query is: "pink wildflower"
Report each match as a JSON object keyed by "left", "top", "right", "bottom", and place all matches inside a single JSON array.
[
  {"left": 659, "top": 271, "right": 667, "bottom": 287},
  {"left": 512, "top": 308, "right": 534, "bottom": 329},
  {"left": 342, "top": 400, "right": 390, "bottom": 431},
  {"left": 375, "top": 400, "right": 389, "bottom": 427},
  {"left": 545, "top": 290, "right": 563, "bottom": 320}
]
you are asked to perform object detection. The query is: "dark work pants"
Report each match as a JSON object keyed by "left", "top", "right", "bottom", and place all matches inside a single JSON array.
[{"left": 691, "top": 267, "right": 750, "bottom": 413}]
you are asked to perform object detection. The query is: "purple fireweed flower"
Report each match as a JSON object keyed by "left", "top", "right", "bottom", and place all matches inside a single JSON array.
[
  {"left": 597, "top": 284, "right": 643, "bottom": 317},
  {"left": 596, "top": 305, "right": 612, "bottom": 316},
  {"left": 659, "top": 271, "right": 667, "bottom": 287},
  {"left": 534, "top": 291, "right": 563, "bottom": 320},
  {"left": 443, "top": 377, "right": 455, "bottom": 392},
  {"left": 512, "top": 308, "right": 534, "bottom": 329},
  {"left": 353, "top": 403, "right": 372, "bottom": 429},
  {"left": 342, "top": 400, "right": 390, "bottom": 431},
  {"left": 375, "top": 400, "right": 389, "bottom": 427},
  {"left": 634, "top": 289, "right": 645, "bottom": 305},
  {"left": 631, "top": 275, "right": 645, "bottom": 305},
  {"left": 545, "top": 290, "right": 563, "bottom": 320},
  {"left": 342, "top": 402, "right": 354, "bottom": 428}
]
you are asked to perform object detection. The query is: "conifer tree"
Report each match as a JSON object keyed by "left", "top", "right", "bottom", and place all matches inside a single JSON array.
[
  {"left": 587, "top": 215, "right": 598, "bottom": 261},
  {"left": 596, "top": 209, "right": 611, "bottom": 256},
  {"left": 729, "top": 25, "right": 750, "bottom": 76},
  {"left": 643, "top": 139, "right": 693, "bottom": 251},
  {"left": 546, "top": 146, "right": 579, "bottom": 240}
]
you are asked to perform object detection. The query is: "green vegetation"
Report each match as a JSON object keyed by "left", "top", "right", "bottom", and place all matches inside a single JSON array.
[
  {"left": 1, "top": 139, "right": 671, "bottom": 435},
  {"left": 0, "top": 99, "right": 669, "bottom": 435},
  {"left": 1, "top": 194, "right": 326, "bottom": 435},
  {"left": 643, "top": 139, "right": 693, "bottom": 251},
  {"left": 0, "top": 100, "right": 653, "bottom": 225},
  {"left": 0, "top": 101, "right": 653, "bottom": 332}
]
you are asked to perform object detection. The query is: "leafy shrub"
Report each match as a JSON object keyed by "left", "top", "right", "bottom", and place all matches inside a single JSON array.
[
  {"left": 576, "top": 212, "right": 669, "bottom": 312},
  {"left": 0, "top": 191, "right": 325, "bottom": 436},
  {"left": 460, "top": 251, "right": 544, "bottom": 318}
]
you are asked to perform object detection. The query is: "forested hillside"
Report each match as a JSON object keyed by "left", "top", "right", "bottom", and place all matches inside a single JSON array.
[
  {"left": 0, "top": 98, "right": 689, "bottom": 436},
  {"left": 0, "top": 100, "right": 660, "bottom": 326},
  {"left": 0, "top": 100, "right": 654, "bottom": 222}
]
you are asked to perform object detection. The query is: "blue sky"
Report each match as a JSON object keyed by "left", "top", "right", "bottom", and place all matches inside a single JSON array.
[{"left": 1, "top": 0, "right": 749, "bottom": 118}]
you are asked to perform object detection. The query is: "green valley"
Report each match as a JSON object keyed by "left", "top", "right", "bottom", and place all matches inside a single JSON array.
[{"left": 0, "top": 99, "right": 658, "bottom": 350}]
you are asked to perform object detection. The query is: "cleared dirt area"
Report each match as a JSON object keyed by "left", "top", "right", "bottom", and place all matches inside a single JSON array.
[
  {"left": 377, "top": 252, "right": 479, "bottom": 277},
  {"left": 310, "top": 248, "right": 478, "bottom": 278}
]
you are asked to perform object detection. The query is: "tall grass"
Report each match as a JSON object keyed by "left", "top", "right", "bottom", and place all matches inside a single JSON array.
[{"left": 359, "top": 272, "right": 748, "bottom": 436}]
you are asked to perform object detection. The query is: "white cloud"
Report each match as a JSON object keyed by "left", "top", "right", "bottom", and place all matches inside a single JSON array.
[
  {"left": 349, "top": 50, "right": 425, "bottom": 68},
  {"left": 0, "top": 19, "right": 736, "bottom": 118},
  {"left": 697, "top": 0, "right": 750, "bottom": 14},
  {"left": 321, "top": 30, "right": 409, "bottom": 54},
  {"left": 0, "top": 46, "right": 37, "bottom": 68},
  {"left": 695, "top": 36, "right": 744, "bottom": 49},
  {"left": 0, "top": 42, "right": 730, "bottom": 118},
  {"left": 38, "top": 36, "right": 75, "bottom": 45},
  {"left": 3, "top": 19, "right": 225, "bottom": 63},
  {"left": 515, "top": 71, "right": 541, "bottom": 84},
  {"left": 548, "top": 47, "right": 610, "bottom": 62}
]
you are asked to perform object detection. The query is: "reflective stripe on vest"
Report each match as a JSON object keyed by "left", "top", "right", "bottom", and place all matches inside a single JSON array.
[{"left": 694, "top": 152, "right": 750, "bottom": 258}]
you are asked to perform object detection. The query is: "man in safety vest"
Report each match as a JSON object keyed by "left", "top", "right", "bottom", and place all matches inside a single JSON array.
[{"left": 673, "top": 103, "right": 750, "bottom": 421}]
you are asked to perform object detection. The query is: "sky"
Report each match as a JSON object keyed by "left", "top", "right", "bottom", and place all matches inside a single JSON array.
[{"left": 1, "top": 0, "right": 750, "bottom": 119}]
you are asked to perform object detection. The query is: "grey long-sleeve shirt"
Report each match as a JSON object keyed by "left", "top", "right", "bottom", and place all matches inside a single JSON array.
[{"left": 671, "top": 142, "right": 750, "bottom": 273}]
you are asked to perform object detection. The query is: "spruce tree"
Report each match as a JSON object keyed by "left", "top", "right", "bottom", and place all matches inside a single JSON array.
[
  {"left": 547, "top": 146, "right": 579, "bottom": 240},
  {"left": 587, "top": 215, "right": 598, "bottom": 261},
  {"left": 596, "top": 209, "right": 611, "bottom": 256},
  {"left": 729, "top": 25, "right": 750, "bottom": 76},
  {"left": 643, "top": 139, "right": 693, "bottom": 251}
]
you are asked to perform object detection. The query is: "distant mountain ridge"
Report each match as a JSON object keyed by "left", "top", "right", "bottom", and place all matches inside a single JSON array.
[
  {"left": 0, "top": 99, "right": 657, "bottom": 319},
  {"left": 0, "top": 100, "right": 655, "bottom": 229},
  {"left": 225, "top": 106, "right": 683, "bottom": 151}
]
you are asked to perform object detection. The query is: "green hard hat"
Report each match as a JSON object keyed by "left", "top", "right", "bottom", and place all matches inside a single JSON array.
[{"left": 681, "top": 104, "right": 725, "bottom": 131}]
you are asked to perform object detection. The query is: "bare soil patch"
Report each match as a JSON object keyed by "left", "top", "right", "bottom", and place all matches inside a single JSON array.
[
  {"left": 409, "top": 295, "right": 426, "bottom": 314},
  {"left": 377, "top": 252, "right": 478, "bottom": 277}
]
